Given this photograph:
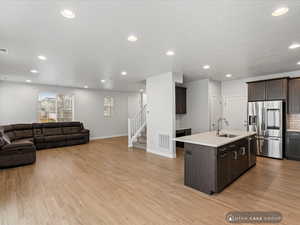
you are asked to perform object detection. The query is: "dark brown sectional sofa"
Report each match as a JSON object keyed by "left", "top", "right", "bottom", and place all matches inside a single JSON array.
[{"left": 0, "top": 122, "right": 89, "bottom": 168}]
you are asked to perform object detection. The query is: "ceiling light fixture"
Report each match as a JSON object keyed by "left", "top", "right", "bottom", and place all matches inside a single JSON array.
[
  {"left": 166, "top": 50, "right": 175, "bottom": 56},
  {"left": 297, "top": 61, "right": 300, "bottom": 65},
  {"left": 84, "top": 85, "right": 88, "bottom": 89},
  {"left": 61, "top": 9, "right": 76, "bottom": 19},
  {"left": 272, "top": 7, "right": 289, "bottom": 16},
  {"left": 30, "top": 69, "right": 39, "bottom": 74},
  {"left": 121, "top": 71, "right": 127, "bottom": 76},
  {"left": 127, "top": 35, "right": 138, "bottom": 42},
  {"left": 26, "top": 80, "right": 32, "bottom": 83},
  {"left": 289, "top": 43, "right": 300, "bottom": 49},
  {"left": 225, "top": 74, "right": 232, "bottom": 78},
  {"left": 38, "top": 55, "right": 47, "bottom": 61},
  {"left": 203, "top": 65, "right": 210, "bottom": 70},
  {"left": 101, "top": 79, "right": 106, "bottom": 83},
  {"left": 0, "top": 48, "right": 8, "bottom": 54}
]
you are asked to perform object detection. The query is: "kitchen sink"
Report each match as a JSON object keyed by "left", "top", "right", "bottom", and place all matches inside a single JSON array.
[{"left": 217, "top": 134, "right": 238, "bottom": 138}]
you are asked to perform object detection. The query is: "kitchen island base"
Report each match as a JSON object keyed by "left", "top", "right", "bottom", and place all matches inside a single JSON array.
[{"left": 184, "top": 136, "right": 256, "bottom": 195}]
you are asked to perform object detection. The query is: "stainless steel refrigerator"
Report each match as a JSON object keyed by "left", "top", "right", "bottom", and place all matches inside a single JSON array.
[{"left": 248, "top": 101, "right": 284, "bottom": 159}]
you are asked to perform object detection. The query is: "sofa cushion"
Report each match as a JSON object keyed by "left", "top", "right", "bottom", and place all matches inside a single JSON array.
[
  {"left": 2, "top": 134, "right": 11, "bottom": 144},
  {"left": 1, "top": 140, "right": 34, "bottom": 151},
  {"left": 67, "top": 133, "right": 86, "bottom": 140},
  {"left": 13, "top": 138, "right": 34, "bottom": 144},
  {"left": 0, "top": 137, "right": 5, "bottom": 148},
  {"left": 13, "top": 124, "right": 33, "bottom": 130},
  {"left": 43, "top": 127, "right": 62, "bottom": 136},
  {"left": 34, "top": 136, "right": 45, "bottom": 143},
  {"left": 62, "top": 126, "right": 81, "bottom": 134},
  {"left": 61, "top": 122, "right": 82, "bottom": 127},
  {"left": 3, "top": 125, "right": 16, "bottom": 141},
  {"left": 44, "top": 135, "right": 67, "bottom": 142},
  {"left": 14, "top": 129, "right": 33, "bottom": 140},
  {"left": 32, "top": 123, "right": 43, "bottom": 136}
]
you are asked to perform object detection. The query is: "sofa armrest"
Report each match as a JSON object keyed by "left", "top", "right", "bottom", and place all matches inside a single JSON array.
[
  {"left": 80, "top": 129, "right": 89, "bottom": 134},
  {"left": 2, "top": 141, "right": 34, "bottom": 151}
]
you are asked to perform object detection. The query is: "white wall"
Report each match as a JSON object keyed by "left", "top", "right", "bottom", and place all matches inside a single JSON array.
[
  {"left": 221, "top": 70, "right": 300, "bottom": 130},
  {"left": 146, "top": 72, "right": 176, "bottom": 158},
  {"left": 0, "top": 81, "right": 129, "bottom": 139},
  {"left": 209, "top": 80, "right": 222, "bottom": 130},
  {"left": 179, "top": 79, "right": 210, "bottom": 134},
  {"left": 127, "top": 93, "right": 141, "bottom": 118}
]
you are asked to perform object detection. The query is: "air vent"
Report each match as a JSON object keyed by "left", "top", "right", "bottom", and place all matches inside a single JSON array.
[
  {"left": 159, "top": 134, "right": 170, "bottom": 149},
  {"left": 0, "top": 48, "right": 8, "bottom": 54}
]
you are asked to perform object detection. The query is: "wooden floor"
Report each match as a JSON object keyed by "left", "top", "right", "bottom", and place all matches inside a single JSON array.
[{"left": 1, "top": 137, "right": 300, "bottom": 225}]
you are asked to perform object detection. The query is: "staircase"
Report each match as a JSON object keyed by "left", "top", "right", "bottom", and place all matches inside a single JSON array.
[{"left": 128, "top": 104, "right": 147, "bottom": 148}]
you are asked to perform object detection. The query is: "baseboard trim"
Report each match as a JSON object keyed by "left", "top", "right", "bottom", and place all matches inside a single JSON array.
[
  {"left": 91, "top": 134, "right": 127, "bottom": 140},
  {"left": 147, "top": 148, "right": 176, "bottom": 158}
]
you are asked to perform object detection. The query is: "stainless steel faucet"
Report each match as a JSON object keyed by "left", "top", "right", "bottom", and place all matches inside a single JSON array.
[{"left": 216, "top": 118, "right": 229, "bottom": 136}]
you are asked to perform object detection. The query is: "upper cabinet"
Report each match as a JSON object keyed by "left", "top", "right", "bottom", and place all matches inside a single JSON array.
[
  {"left": 176, "top": 86, "right": 186, "bottom": 114},
  {"left": 266, "top": 79, "right": 288, "bottom": 100},
  {"left": 248, "top": 81, "right": 266, "bottom": 101},
  {"left": 247, "top": 78, "right": 288, "bottom": 102},
  {"left": 288, "top": 78, "right": 300, "bottom": 114}
]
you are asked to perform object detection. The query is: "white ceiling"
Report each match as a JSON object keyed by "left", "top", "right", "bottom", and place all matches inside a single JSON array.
[{"left": 0, "top": 0, "right": 300, "bottom": 91}]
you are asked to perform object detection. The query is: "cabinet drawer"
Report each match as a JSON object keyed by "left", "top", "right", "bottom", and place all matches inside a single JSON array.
[{"left": 286, "top": 132, "right": 300, "bottom": 160}]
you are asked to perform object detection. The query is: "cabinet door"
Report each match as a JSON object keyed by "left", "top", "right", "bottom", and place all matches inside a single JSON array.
[
  {"left": 176, "top": 87, "right": 186, "bottom": 114},
  {"left": 217, "top": 148, "right": 231, "bottom": 192},
  {"left": 184, "top": 150, "right": 193, "bottom": 186},
  {"left": 266, "top": 79, "right": 287, "bottom": 100},
  {"left": 248, "top": 82, "right": 266, "bottom": 101},
  {"left": 289, "top": 79, "right": 300, "bottom": 113},
  {"left": 248, "top": 136, "right": 257, "bottom": 166},
  {"left": 286, "top": 132, "right": 300, "bottom": 160}
]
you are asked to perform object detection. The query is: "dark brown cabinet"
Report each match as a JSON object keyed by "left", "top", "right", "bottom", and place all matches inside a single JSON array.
[
  {"left": 288, "top": 78, "right": 300, "bottom": 113},
  {"left": 266, "top": 79, "right": 288, "bottom": 100},
  {"left": 248, "top": 81, "right": 266, "bottom": 101},
  {"left": 247, "top": 78, "right": 288, "bottom": 102},
  {"left": 176, "top": 86, "right": 186, "bottom": 114},
  {"left": 217, "top": 148, "right": 231, "bottom": 191},
  {"left": 184, "top": 135, "right": 256, "bottom": 194},
  {"left": 176, "top": 128, "right": 191, "bottom": 148},
  {"left": 286, "top": 131, "right": 300, "bottom": 161}
]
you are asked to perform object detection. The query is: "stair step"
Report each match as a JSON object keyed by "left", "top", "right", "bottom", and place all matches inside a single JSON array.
[{"left": 133, "top": 142, "right": 146, "bottom": 150}]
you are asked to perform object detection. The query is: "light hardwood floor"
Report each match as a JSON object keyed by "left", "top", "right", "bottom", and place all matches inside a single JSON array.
[{"left": 1, "top": 136, "right": 300, "bottom": 225}]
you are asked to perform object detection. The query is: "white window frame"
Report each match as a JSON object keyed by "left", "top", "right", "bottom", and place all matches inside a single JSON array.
[{"left": 104, "top": 96, "right": 114, "bottom": 118}]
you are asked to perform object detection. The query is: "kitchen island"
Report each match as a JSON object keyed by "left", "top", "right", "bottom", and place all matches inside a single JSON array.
[{"left": 175, "top": 130, "right": 256, "bottom": 195}]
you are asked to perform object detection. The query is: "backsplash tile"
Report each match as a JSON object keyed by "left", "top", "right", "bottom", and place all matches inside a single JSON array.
[{"left": 287, "top": 114, "right": 300, "bottom": 130}]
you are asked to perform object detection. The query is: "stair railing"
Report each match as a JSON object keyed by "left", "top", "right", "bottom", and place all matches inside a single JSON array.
[{"left": 128, "top": 104, "right": 147, "bottom": 147}]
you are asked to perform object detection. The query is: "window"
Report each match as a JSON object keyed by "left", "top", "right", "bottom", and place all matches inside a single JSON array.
[
  {"left": 38, "top": 93, "right": 74, "bottom": 122},
  {"left": 104, "top": 96, "right": 114, "bottom": 118}
]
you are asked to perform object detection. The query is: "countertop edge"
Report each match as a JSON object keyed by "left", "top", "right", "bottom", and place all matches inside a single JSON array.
[{"left": 174, "top": 132, "right": 256, "bottom": 148}]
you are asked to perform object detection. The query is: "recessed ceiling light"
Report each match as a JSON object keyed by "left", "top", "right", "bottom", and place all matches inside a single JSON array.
[
  {"left": 30, "top": 69, "right": 39, "bottom": 74},
  {"left": 61, "top": 9, "right": 76, "bottom": 19},
  {"left": 225, "top": 74, "right": 232, "bottom": 78},
  {"left": 297, "top": 61, "right": 300, "bottom": 65},
  {"left": 26, "top": 80, "right": 32, "bottom": 83},
  {"left": 127, "top": 35, "right": 138, "bottom": 42},
  {"left": 139, "top": 89, "right": 144, "bottom": 92},
  {"left": 289, "top": 43, "right": 300, "bottom": 49},
  {"left": 166, "top": 50, "right": 175, "bottom": 56},
  {"left": 38, "top": 55, "right": 47, "bottom": 61},
  {"left": 101, "top": 79, "right": 106, "bottom": 83},
  {"left": 203, "top": 65, "right": 210, "bottom": 70},
  {"left": 84, "top": 85, "right": 88, "bottom": 89},
  {"left": 0, "top": 48, "right": 8, "bottom": 54},
  {"left": 272, "top": 7, "right": 289, "bottom": 16},
  {"left": 121, "top": 71, "right": 127, "bottom": 76}
]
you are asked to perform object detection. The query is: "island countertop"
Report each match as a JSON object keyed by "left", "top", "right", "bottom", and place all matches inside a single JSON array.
[{"left": 174, "top": 130, "right": 256, "bottom": 148}]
